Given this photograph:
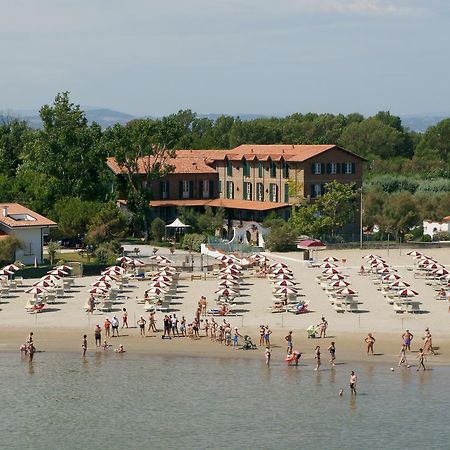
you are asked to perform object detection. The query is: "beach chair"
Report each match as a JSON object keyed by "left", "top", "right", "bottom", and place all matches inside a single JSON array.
[
  {"left": 333, "top": 301, "right": 345, "bottom": 313},
  {"left": 14, "top": 276, "right": 24, "bottom": 286},
  {"left": 156, "top": 299, "right": 171, "bottom": 313},
  {"left": 25, "top": 298, "right": 35, "bottom": 312},
  {"left": 98, "top": 301, "right": 113, "bottom": 312},
  {"left": 45, "top": 293, "right": 56, "bottom": 304},
  {"left": 393, "top": 301, "right": 406, "bottom": 314},
  {"left": 406, "top": 301, "right": 421, "bottom": 314},
  {"left": 55, "top": 287, "right": 65, "bottom": 298},
  {"left": 346, "top": 300, "right": 359, "bottom": 313},
  {"left": 144, "top": 300, "right": 156, "bottom": 312}
]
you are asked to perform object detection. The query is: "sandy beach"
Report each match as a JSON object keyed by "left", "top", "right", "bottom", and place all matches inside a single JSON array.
[{"left": 1, "top": 247, "right": 449, "bottom": 365}]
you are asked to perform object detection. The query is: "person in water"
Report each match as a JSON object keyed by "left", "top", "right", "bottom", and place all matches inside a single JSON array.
[
  {"left": 365, "top": 333, "right": 375, "bottom": 355},
  {"left": 349, "top": 371, "right": 357, "bottom": 395},
  {"left": 314, "top": 346, "right": 321, "bottom": 371},
  {"left": 82, "top": 335, "right": 88, "bottom": 357},
  {"left": 328, "top": 342, "right": 336, "bottom": 366},
  {"left": 417, "top": 348, "right": 426, "bottom": 371},
  {"left": 115, "top": 344, "right": 125, "bottom": 353}
]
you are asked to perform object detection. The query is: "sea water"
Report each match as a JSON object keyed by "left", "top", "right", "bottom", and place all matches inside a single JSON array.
[{"left": 1, "top": 351, "right": 449, "bottom": 450}]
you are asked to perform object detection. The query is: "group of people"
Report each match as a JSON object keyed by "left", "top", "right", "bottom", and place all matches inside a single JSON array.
[{"left": 20, "top": 332, "right": 36, "bottom": 361}]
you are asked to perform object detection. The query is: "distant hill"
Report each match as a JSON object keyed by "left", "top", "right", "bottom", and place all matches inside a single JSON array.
[{"left": 1, "top": 107, "right": 448, "bottom": 132}]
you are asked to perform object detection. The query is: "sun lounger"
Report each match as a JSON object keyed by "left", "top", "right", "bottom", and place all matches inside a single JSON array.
[
  {"left": 14, "top": 276, "right": 23, "bottom": 286},
  {"left": 45, "top": 293, "right": 56, "bottom": 304},
  {"left": 393, "top": 301, "right": 406, "bottom": 314},
  {"left": 333, "top": 301, "right": 345, "bottom": 313},
  {"left": 55, "top": 287, "right": 65, "bottom": 298},
  {"left": 98, "top": 301, "right": 113, "bottom": 312},
  {"left": 144, "top": 301, "right": 156, "bottom": 312},
  {"left": 406, "top": 301, "right": 422, "bottom": 314},
  {"left": 156, "top": 300, "right": 171, "bottom": 312}
]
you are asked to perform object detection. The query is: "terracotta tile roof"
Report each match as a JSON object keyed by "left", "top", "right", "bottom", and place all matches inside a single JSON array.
[
  {"left": 149, "top": 199, "right": 212, "bottom": 207},
  {"left": 0, "top": 203, "right": 57, "bottom": 228},
  {"left": 205, "top": 199, "right": 289, "bottom": 211},
  {"left": 204, "top": 144, "right": 366, "bottom": 162},
  {"left": 107, "top": 151, "right": 218, "bottom": 175}
]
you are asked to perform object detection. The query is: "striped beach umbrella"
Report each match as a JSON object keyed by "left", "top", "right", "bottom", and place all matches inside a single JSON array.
[
  {"left": 273, "top": 279, "right": 297, "bottom": 287},
  {"left": 433, "top": 268, "right": 449, "bottom": 276},
  {"left": 33, "top": 280, "right": 54, "bottom": 288},
  {"left": 406, "top": 251, "right": 422, "bottom": 257},
  {"left": 220, "top": 267, "right": 241, "bottom": 275},
  {"left": 274, "top": 287, "right": 299, "bottom": 296},
  {"left": 335, "top": 287, "right": 357, "bottom": 296},
  {"left": 48, "top": 269, "right": 68, "bottom": 276},
  {"left": 322, "top": 268, "right": 341, "bottom": 275},
  {"left": 87, "top": 287, "right": 108, "bottom": 295},
  {"left": 270, "top": 262, "right": 289, "bottom": 269},
  {"left": 272, "top": 268, "right": 293, "bottom": 275},
  {"left": 41, "top": 274, "right": 61, "bottom": 282},
  {"left": 151, "top": 275, "right": 173, "bottom": 282},
  {"left": 97, "top": 274, "right": 117, "bottom": 282},
  {"left": 91, "top": 281, "right": 111, "bottom": 289},
  {"left": 3, "top": 264, "right": 21, "bottom": 272},
  {"left": 217, "top": 279, "right": 239, "bottom": 287},
  {"left": 272, "top": 273, "right": 294, "bottom": 280},
  {"left": 326, "top": 274, "right": 346, "bottom": 281},
  {"left": 0, "top": 269, "right": 13, "bottom": 276},
  {"left": 26, "top": 286, "right": 48, "bottom": 295},
  {"left": 389, "top": 281, "right": 411, "bottom": 289},
  {"left": 145, "top": 287, "right": 166, "bottom": 296},
  {"left": 382, "top": 273, "right": 402, "bottom": 282},
  {"left": 398, "top": 289, "right": 419, "bottom": 297},
  {"left": 330, "top": 280, "right": 351, "bottom": 288},
  {"left": 116, "top": 256, "right": 133, "bottom": 264},
  {"left": 148, "top": 281, "right": 171, "bottom": 288},
  {"left": 218, "top": 273, "right": 239, "bottom": 280},
  {"left": 227, "top": 263, "right": 243, "bottom": 270},
  {"left": 363, "top": 254, "right": 381, "bottom": 260},
  {"left": 424, "top": 262, "right": 443, "bottom": 271},
  {"left": 322, "top": 256, "right": 339, "bottom": 262},
  {"left": 215, "top": 288, "right": 238, "bottom": 296},
  {"left": 55, "top": 264, "right": 73, "bottom": 271},
  {"left": 378, "top": 267, "right": 397, "bottom": 274}
]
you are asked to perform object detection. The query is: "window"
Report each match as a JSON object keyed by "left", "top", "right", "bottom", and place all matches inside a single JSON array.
[
  {"left": 243, "top": 160, "right": 250, "bottom": 177},
  {"left": 342, "top": 162, "right": 356, "bottom": 174},
  {"left": 161, "top": 180, "right": 169, "bottom": 199},
  {"left": 312, "top": 162, "right": 322, "bottom": 174},
  {"left": 310, "top": 184, "right": 325, "bottom": 198},
  {"left": 258, "top": 162, "right": 263, "bottom": 178},
  {"left": 226, "top": 181, "right": 234, "bottom": 199},
  {"left": 243, "top": 182, "right": 252, "bottom": 200},
  {"left": 284, "top": 183, "right": 290, "bottom": 203},
  {"left": 282, "top": 163, "right": 289, "bottom": 178},
  {"left": 257, "top": 182, "right": 264, "bottom": 201},
  {"left": 269, "top": 161, "right": 276, "bottom": 178},
  {"left": 269, "top": 183, "right": 278, "bottom": 202},
  {"left": 218, "top": 180, "right": 222, "bottom": 193},
  {"left": 202, "top": 179, "right": 210, "bottom": 198},
  {"left": 227, "top": 160, "right": 233, "bottom": 176},
  {"left": 327, "top": 163, "right": 338, "bottom": 174},
  {"left": 182, "top": 180, "right": 190, "bottom": 199}
]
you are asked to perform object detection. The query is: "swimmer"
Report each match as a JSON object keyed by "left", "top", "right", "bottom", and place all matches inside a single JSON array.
[{"left": 115, "top": 344, "right": 125, "bottom": 353}]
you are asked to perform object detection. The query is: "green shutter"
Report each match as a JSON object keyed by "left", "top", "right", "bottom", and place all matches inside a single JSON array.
[
  {"left": 284, "top": 183, "right": 289, "bottom": 203},
  {"left": 243, "top": 182, "right": 247, "bottom": 200},
  {"left": 218, "top": 180, "right": 222, "bottom": 193},
  {"left": 189, "top": 180, "right": 194, "bottom": 199},
  {"left": 311, "top": 163, "right": 315, "bottom": 174},
  {"left": 179, "top": 181, "right": 183, "bottom": 198},
  {"left": 352, "top": 163, "right": 356, "bottom": 174},
  {"left": 326, "top": 163, "right": 331, "bottom": 174},
  {"left": 336, "top": 163, "right": 340, "bottom": 174},
  {"left": 209, "top": 180, "right": 214, "bottom": 198}
]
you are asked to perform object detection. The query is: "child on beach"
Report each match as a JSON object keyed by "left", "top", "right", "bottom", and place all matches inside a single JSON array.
[
  {"left": 417, "top": 348, "right": 426, "bottom": 371},
  {"left": 265, "top": 347, "right": 271, "bottom": 365},
  {"left": 365, "top": 333, "right": 375, "bottom": 355},
  {"left": 121, "top": 308, "right": 128, "bottom": 328},
  {"left": 398, "top": 344, "right": 408, "bottom": 367},
  {"left": 328, "top": 342, "right": 336, "bottom": 366},
  {"left": 349, "top": 371, "right": 357, "bottom": 395},
  {"left": 285, "top": 331, "right": 293, "bottom": 355}
]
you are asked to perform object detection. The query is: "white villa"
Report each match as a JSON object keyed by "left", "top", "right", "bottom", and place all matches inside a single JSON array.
[
  {"left": 423, "top": 216, "right": 450, "bottom": 239},
  {"left": 0, "top": 203, "right": 57, "bottom": 265}
]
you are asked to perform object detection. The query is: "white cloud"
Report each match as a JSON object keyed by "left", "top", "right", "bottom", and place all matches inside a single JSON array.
[{"left": 282, "top": 0, "right": 423, "bottom": 15}]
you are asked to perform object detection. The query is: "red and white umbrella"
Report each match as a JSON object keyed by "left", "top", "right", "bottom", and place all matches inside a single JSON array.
[
  {"left": 406, "top": 251, "right": 422, "bottom": 257},
  {"left": 105, "top": 265, "right": 126, "bottom": 273},
  {"left": 220, "top": 267, "right": 241, "bottom": 275},
  {"left": 319, "top": 262, "right": 337, "bottom": 269},
  {"left": 272, "top": 268, "right": 293, "bottom": 275},
  {"left": 363, "top": 254, "right": 381, "bottom": 260},
  {"left": 55, "top": 264, "right": 73, "bottom": 271},
  {"left": 41, "top": 274, "right": 61, "bottom": 282},
  {"left": 398, "top": 289, "right": 419, "bottom": 297},
  {"left": 273, "top": 279, "right": 297, "bottom": 287},
  {"left": 151, "top": 276, "right": 173, "bottom": 283},
  {"left": 218, "top": 274, "right": 239, "bottom": 280},
  {"left": 389, "top": 280, "right": 410, "bottom": 289},
  {"left": 424, "top": 262, "right": 443, "bottom": 271},
  {"left": 91, "top": 281, "right": 111, "bottom": 289},
  {"left": 382, "top": 273, "right": 402, "bottom": 282},
  {"left": 88, "top": 287, "right": 108, "bottom": 295},
  {"left": 154, "top": 270, "right": 175, "bottom": 277},
  {"left": 433, "top": 268, "right": 449, "bottom": 276},
  {"left": 257, "top": 255, "right": 271, "bottom": 263},
  {"left": 330, "top": 280, "right": 351, "bottom": 288},
  {"left": 272, "top": 273, "right": 294, "bottom": 280},
  {"left": 159, "top": 265, "right": 176, "bottom": 272},
  {"left": 370, "top": 258, "right": 386, "bottom": 266},
  {"left": 227, "top": 263, "right": 243, "bottom": 270},
  {"left": 326, "top": 274, "right": 346, "bottom": 281},
  {"left": 322, "top": 256, "right": 339, "bottom": 262},
  {"left": 3, "top": 264, "right": 21, "bottom": 272},
  {"left": 250, "top": 254, "right": 262, "bottom": 260},
  {"left": 322, "top": 268, "right": 341, "bottom": 275},
  {"left": 335, "top": 287, "right": 357, "bottom": 296},
  {"left": 128, "top": 259, "right": 145, "bottom": 266},
  {"left": 33, "top": 280, "right": 54, "bottom": 288},
  {"left": 97, "top": 274, "right": 117, "bottom": 282},
  {"left": 146, "top": 287, "right": 166, "bottom": 296},
  {"left": 374, "top": 263, "right": 390, "bottom": 270},
  {"left": 116, "top": 256, "right": 133, "bottom": 264},
  {"left": 378, "top": 267, "right": 397, "bottom": 274},
  {"left": 148, "top": 281, "right": 171, "bottom": 288},
  {"left": 0, "top": 268, "right": 13, "bottom": 276},
  {"left": 274, "top": 287, "right": 299, "bottom": 296},
  {"left": 418, "top": 259, "right": 435, "bottom": 267},
  {"left": 215, "top": 288, "right": 238, "bottom": 296},
  {"left": 25, "top": 286, "right": 48, "bottom": 295},
  {"left": 270, "top": 262, "right": 289, "bottom": 269},
  {"left": 47, "top": 269, "right": 68, "bottom": 276},
  {"left": 156, "top": 256, "right": 174, "bottom": 264},
  {"left": 217, "top": 280, "right": 239, "bottom": 287}
]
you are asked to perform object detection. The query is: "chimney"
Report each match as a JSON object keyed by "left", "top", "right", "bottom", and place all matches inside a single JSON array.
[{"left": 2, "top": 206, "right": 8, "bottom": 217}]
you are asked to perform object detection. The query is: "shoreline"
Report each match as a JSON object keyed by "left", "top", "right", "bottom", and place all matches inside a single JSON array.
[{"left": 2, "top": 325, "right": 448, "bottom": 366}]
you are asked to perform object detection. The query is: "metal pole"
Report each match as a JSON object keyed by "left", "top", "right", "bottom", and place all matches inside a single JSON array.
[
  {"left": 387, "top": 233, "right": 390, "bottom": 257},
  {"left": 359, "top": 188, "right": 363, "bottom": 250}
]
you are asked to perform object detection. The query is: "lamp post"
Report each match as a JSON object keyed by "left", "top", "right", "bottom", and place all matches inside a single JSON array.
[{"left": 359, "top": 187, "right": 363, "bottom": 250}]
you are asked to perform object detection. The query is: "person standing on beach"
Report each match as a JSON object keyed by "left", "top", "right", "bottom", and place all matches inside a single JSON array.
[
  {"left": 398, "top": 344, "right": 408, "bottom": 367},
  {"left": 314, "top": 346, "right": 321, "bottom": 371},
  {"left": 365, "top": 333, "right": 375, "bottom": 355},
  {"left": 104, "top": 318, "right": 111, "bottom": 338},
  {"left": 402, "top": 329, "right": 414, "bottom": 351},
  {"left": 285, "top": 331, "right": 293, "bottom": 355},
  {"left": 265, "top": 346, "right": 271, "bottom": 365},
  {"left": 264, "top": 326, "right": 272, "bottom": 347},
  {"left": 423, "top": 328, "right": 436, "bottom": 355},
  {"left": 82, "top": 335, "right": 88, "bottom": 357},
  {"left": 318, "top": 317, "right": 328, "bottom": 338},
  {"left": 137, "top": 316, "right": 146, "bottom": 337},
  {"left": 111, "top": 317, "right": 119, "bottom": 337},
  {"left": 148, "top": 312, "right": 157, "bottom": 332},
  {"left": 417, "top": 348, "right": 426, "bottom": 371},
  {"left": 26, "top": 332, "right": 34, "bottom": 352},
  {"left": 28, "top": 343, "right": 36, "bottom": 362},
  {"left": 349, "top": 371, "right": 357, "bottom": 395},
  {"left": 328, "top": 342, "right": 336, "bottom": 366},
  {"left": 180, "top": 316, "right": 186, "bottom": 336},
  {"left": 121, "top": 308, "right": 128, "bottom": 329},
  {"left": 171, "top": 314, "right": 179, "bottom": 336},
  {"left": 94, "top": 324, "right": 102, "bottom": 347},
  {"left": 259, "top": 325, "right": 265, "bottom": 346},
  {"left": 88, "top": 295, "right": 95, "bottom": 314},
  {"left": 210, "top": 318, "right": 217, "bottom": 340},
  {"left": 204, "top": 319, "right": 210, "bottom": 337},
  {"left": 232, "top": 327, "right": 242, "bottom": 349}
]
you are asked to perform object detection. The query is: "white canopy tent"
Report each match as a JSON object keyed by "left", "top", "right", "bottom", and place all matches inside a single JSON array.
[{"left": 165, "top": 218, "right": 191, "bottom": 242}]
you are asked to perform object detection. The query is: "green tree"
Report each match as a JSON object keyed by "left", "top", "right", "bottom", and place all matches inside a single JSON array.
[
  {"left": 150, "top": 217, "right": 166, "bottom": 242},
  {"left": 86, "top": 203, "right": 127, "bottom": 245},
  {"left": 47, "top": 240, "right": 60, "bottom": 266},
  {"left": 265, "top": 223, "right": 297, "bottom": 252},
  {"left": 0, "top": 235, "right": 24, "bottom": 264},
  {"left": 415, "top": 118, "right": 450, "bottom": 162}
]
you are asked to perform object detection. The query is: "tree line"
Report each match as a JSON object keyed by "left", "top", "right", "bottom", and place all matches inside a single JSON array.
[{"left": 1, "top": 92, "right": 449, "bottom": 249}]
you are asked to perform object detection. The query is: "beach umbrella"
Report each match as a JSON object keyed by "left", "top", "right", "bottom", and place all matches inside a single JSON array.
[
  {"left": 258, "top": 256, "right": 271, "bottom": 263},
  {"left": 227, "top": 263, "right": 243, "bottom": 270},
  {"left": 322, "top": 256, "right": 339, "bottom": 262},
  {"left": 270, "top": 262, "right": 289, "bottom": 269},
  {"left": 151, "top": 275, "right": 173, "bottom": 282},
  {"left": 370, "top": 258, "right": 385, "bottom": 265},
  {"left": 87, "top": 287, "right": 108, "bottom": 295},
  {"left": 217, "top": 279, "right": 239, "bottom": 287},
  {"left": 55, "top": 264, "right": 73, "bottom": 271},
  {"left": 330, "top": 280, "right": 351, "bottom": 288},
  {"left": 91, "top": 281, "right": 111, "bottom": 289},
  {"left": 406, "top": 251, "right": 422, "bottom": 257},
  {"left": 48, "top": 269, "right": 68, "bottom": 276},
  {"left": 389, "top": 281, "right": 411, "bottom": 289},
  {"left": 250, "top": 254, "right": 261, "bottom": 260},
  {"left": 398, "top": 289, "right": 419, "bottom": 297},
  {"left": 157, "top": 256, "right": 175, "bottom": 264},
  {"left": 321, "top": 268, "right": 341, "bottom": 275},
  {"left": 33, "top": 280, "right": 54, "bottom": 288},
  {"left": 424, "top": 262, "right": 443, "bottom": 271},
  {"left": 215, "top": 288, "right": 238, "bottom": 296},
  {"left": 0, "top": 269, "right": 13, "bottom": 276},
  {"left": 319, "top": 262, "right": 337, "bottom": 269},
  {"left": 362, "top": 254, "right": 381, "bottom": 260},
  {"left": 378, "top": 267, "right": 397, "bottom": 274},
  {"left": 335, "top": 287, "right": 357, "bottom": 296},
  {"left": 25, "top": 286, "right": 48, "bottom": 295},
  {"left": 159, "top": 266, "right": 177, "bottom": 273},
  {"left": 97, "top": 274, "right": 117, "bottom": 282},
  {"left": 373, "top": 262, "right": 390, "bottom": 270},
  {"left": 116, "top": 256, "right": 133, "bottom": 264},
  {"left": 326, "top": 274, "right": 346, "bottom": 281},
  {"left": 272, "top": 273, "right": 294, "bottom": 280},
  {"left": 273, "top": 279, "right": 297, "bottom": 287},
  {"left": 128, "top": 259, "right": 145, "bottom": 266},
  {"left": 433, "top": 268, "right": 449, "bottom": 276},
  {"left": 2, "top": 264, "right": 20, "bottom": 272},
  {"left": 274, "top": 287, "right": 299, "bottom": 296},
  {"left": 382, "top": 273, "right": 402, "bottom": 282},
  {"left": 218, "top": 273, "right": 239, "bottom": 280},
  {"left": 148, "top": 281, "right": 171, "bottom": 288},
  {"left": 216, "top": 255, "right": 231, "bottom": 262},
  {"left": 106, "top": 265, "right": 126, "bottom": 273},
  {"left": 41, "top": 274, "right": 61, "bottom": 282},
  {"left": 418, "top": 259, "right": 435, "bottom": 267},
  {"left": 145, "top": 287, "right": 166, "bottom": 296},
  {"left": 220, "top": 267, "right": 241, "bottom": 275},
  {"left": 272, "top": 268, "right": 293, "bottom": 275}
]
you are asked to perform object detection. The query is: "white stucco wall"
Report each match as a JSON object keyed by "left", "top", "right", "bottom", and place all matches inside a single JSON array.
[
  {"left": 0, "top": 225, "right": 44, "bottom": 265},
  {"left": 423, "top": 220, "right": 449, "bottom": 238}
]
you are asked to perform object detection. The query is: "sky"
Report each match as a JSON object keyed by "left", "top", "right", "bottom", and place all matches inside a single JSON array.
[{"left": 0, "top": 0, "right": 449, "bottom": 117}]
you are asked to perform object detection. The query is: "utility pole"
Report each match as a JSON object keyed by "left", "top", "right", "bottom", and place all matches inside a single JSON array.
[{"left": 359, "top": 187, "right": 363, "bottom": 250}]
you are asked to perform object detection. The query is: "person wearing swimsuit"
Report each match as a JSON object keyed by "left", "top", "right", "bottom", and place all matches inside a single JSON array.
[
  {"left": 365, "top": 333, "right": 375, "bottom": 355},
  {"left": 417, "top": 348, "right": 426, "bottom": 371},
  {"left": 122, "top": 308, "right": 128, "bottom": 328},
  {"left": 349, "top": 371, "right": 357, "bottom": 394},
  {"left": 402, "top": 330, "right": 413, "bottom": 351},
  {"left": 314, "top": 346, "right": 321, "bottom": 371},
  {"left": 82, "top": 335, "right": 88, "bottom": 356},
  {"left": 328, "top": 342, "right": 336, "bottom": 366}
]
